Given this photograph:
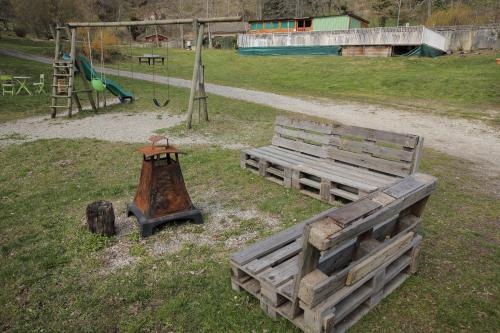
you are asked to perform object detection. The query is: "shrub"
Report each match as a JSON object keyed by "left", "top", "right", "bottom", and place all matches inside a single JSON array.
[
  {"left": 426, "top": 4, "right": 477, "bottom": 26},
  {"left": 13, "top": 25, "right": 27, "bottom": 37}
]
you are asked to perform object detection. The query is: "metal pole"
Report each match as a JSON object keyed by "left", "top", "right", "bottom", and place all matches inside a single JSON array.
[{"left": 186, "top": 21, "right": 204, "bottom": 129}]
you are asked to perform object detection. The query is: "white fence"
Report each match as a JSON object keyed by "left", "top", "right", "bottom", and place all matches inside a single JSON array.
[{"left": 238, "top": 26, "right": 446, "bottom": 51}]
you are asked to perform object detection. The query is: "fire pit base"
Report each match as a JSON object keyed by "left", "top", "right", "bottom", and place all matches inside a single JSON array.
[{"left": 127, "top": 203, "right": 203, "bottom": 237}]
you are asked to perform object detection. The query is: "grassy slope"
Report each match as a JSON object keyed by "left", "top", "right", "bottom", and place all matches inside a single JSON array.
[
  {"left": 1, "top": 37, "right": 499, "bottom": 125},
  {"left": 0, "top": 55, "right": 499, "bottom": 332}
]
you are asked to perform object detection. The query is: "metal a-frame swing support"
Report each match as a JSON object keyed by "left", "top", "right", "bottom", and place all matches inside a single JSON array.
[{"left": 58, "top": 16, "right": 242, "bottom": 128}]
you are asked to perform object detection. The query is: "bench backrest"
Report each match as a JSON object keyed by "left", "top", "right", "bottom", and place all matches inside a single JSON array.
[
  {"left": 272, "top": 116, "right": 423, "bottom": 177},
  {"left": 295, "top": 173, "right": 437, "bottom": 308}
]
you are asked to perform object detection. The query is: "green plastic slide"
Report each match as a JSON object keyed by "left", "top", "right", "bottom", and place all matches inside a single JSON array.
[{"left": 77, "top": 54, "right": 134, "bottom": 102}]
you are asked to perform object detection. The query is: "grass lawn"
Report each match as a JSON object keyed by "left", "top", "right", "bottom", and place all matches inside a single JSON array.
[
  {"left": 0, "top": 55, "right": 53, "bottom": 122},
  {"left": 1, "top": 37, "right": 499, "bottom": 126},
  {"left": 0, "top": 55, "right": 499, "bottom": 332}
]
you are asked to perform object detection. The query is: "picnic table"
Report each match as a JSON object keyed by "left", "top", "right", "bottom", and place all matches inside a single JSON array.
[
  {"left": 137, "top": 54, "right": 165, "bottom": 66},
  {"left": 13, "top": 76, "right": 32, "bottom": 95}
]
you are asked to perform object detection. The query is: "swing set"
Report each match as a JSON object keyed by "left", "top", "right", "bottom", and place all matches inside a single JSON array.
[{"left": 52, "top": 16, "right": 241, "bottom": 129}]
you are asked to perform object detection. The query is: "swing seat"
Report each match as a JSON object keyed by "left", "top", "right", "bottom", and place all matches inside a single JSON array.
[
  {"left": 153, "top": 98, "right": 170, "bottom": 107},
  {"left": 91, "top": 78, "right": 106, "bottom": 92}
]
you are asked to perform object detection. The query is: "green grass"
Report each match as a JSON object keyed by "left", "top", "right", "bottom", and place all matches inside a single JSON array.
[
  {"left": 0, "top": 139, "right": 498, "bottom": 332},
  {"left": 0, "top": 55, "right": 52, "bottom": 121},
  {"left": 0, "top": 49, "right": 499, "bottom": 332},
  {"left": 0, "top": 36, "right": 55, "bottom": 57},
  {"left": 1, "top": 37, "right": 499, "bottom": 125}
]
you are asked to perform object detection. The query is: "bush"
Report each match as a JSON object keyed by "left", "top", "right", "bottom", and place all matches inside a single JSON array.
[
  {"left": 426, "top": 4, "right": 477, "bottom": 26},
  {"left": 13, "top": 25, "right": 27, "bottom": 37}
]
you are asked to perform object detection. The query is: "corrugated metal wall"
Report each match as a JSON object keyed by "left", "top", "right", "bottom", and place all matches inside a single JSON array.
[{"left": 313, "top": 16, "right": 350, "bottom": 31}]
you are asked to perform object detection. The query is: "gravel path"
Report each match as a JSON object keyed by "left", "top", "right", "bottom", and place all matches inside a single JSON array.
[{"left": 1, "top": 48, "right": 499, "bottom": 175}]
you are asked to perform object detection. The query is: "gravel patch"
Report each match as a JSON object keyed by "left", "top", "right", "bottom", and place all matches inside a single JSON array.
[{"left": 148, "top": 202, "right": 281, "bottom": 257}]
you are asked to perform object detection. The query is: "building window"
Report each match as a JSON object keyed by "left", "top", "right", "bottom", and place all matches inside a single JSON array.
[
  {"left": 281, "top": 21, "right": 288, "bottom": 28},
  {"left": 257, "top": 23, "right": 263, "bottom": 29},
  {"left": 289, "top": 21, "right": 295, "bottom": 28},
  {"left": 273, "top": 21, "right": 279, "bottom": 29},
  {"left": 265, "top": 22, "right": 271, "bottom": 29},
  {"left": 251, "top": 23, "right": 257, "bottom": 30}
]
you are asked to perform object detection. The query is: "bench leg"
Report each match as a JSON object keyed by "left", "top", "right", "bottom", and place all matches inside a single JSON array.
[
  {"left": 283, "top": 168, "right": 292, "bottom": 188},
  {"left": 258, "top": 160, "right": 269, "bottom": 177},
  {"left": 320, "top": 179, "right": 331, "bottom": 202},
  {"left": 291, "top": 169, "right": 301, "bottom": 189}
]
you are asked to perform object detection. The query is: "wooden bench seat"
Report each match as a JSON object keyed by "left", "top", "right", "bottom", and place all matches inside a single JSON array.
[
  {"left": 241, "top": 116, "right": 424, "bottom": 202},
  {"left": 231, "top": 173, "right": 437, "bottom": 333}
]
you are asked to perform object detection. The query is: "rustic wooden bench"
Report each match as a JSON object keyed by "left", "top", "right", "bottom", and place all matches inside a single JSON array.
[
  {"left": 231, "top": 173, "right": 437, "bottom": 333},
  {"left": 241, "top": 116, "right": 424, "bottom": 202}
]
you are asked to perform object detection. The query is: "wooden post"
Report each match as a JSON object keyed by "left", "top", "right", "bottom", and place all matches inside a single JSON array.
[
  {"left": 290, "top": 223, "right": 321, "bottom": 318},
  {"left": 86, "top": 200, "right": 116, "bottom": 236},
  {"left": 186, "top": 21, "right": 204, "bottom": 129},
  {"left": 198, "top": 60, "right": 208, "bottom": 121},
  {"left": 51, "top": 28, "right": 61, "bottom": 118},
  {"left": 67, "top": 28, "right": 77, "bottom": 117},
  {"left": 75, "top": 57, "right": 97, "bottom": 112}
]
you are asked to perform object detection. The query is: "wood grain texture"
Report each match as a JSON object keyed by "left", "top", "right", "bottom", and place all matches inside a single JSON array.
[{"left": 345, "top": 232, "right": 414, "bottom": 285}]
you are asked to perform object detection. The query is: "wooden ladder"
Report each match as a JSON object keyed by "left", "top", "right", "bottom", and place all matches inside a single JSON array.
[
  {"left": 51, "top": 26, "right": 97, "bottom": 118},
  {"left": 51, "top": 60, "right": 74, "bottom": 117},
  {"left": 51, "top": 27, "right": 76, "bottom": 118}
]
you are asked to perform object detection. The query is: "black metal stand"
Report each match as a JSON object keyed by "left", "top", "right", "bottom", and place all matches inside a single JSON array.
[{"left": 127, "top": 203, "right": 203, "bottom": 237}]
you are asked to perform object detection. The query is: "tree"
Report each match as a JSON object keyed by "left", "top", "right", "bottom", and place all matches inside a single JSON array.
[{"left": 371, "top": 0, "right": 395, "bottom": 26}]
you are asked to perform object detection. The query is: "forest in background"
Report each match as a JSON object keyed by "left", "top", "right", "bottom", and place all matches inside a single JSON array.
[{"left": 0, "top": 0, "right": 498, "bottom": 40}]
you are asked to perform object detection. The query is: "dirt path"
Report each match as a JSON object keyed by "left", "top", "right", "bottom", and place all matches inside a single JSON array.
[{"left": 1, "top": 48, "right": 499, "bottom": 175}]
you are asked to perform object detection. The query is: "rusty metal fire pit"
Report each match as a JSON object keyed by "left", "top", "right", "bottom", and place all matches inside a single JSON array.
[{"left": 127, "top": 136, "right": 202, "bottom": 237}]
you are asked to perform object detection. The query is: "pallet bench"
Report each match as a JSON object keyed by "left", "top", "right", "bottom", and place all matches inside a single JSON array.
[
  {"left": 231, "top": 173, "right": 437, "bottom": 333},
  {"left": 241, "top": 116, "right": 424, "bottom": 202}
]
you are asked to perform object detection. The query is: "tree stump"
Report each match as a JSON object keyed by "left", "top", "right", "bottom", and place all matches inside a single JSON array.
[{"left": 86, "top": 200, "right": 115, "bottom": 237}]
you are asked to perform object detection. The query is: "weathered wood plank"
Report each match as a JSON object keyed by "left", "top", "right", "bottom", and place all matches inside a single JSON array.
[
  {"left": 245, "top": 239, "right": 302, "bottom": 275},
  {"left": 275, "top": 116, "right": 333, "bottom": 134},
  {"left": 275, "top": 125, "right": 335, "bottom": 145},
  {"left": 260, "top": 146, "right": 396, "bottom": 188},
  {"left": 410, "top": 136, "right": 424, "bottom": 173},
  {"left": 319, "top": 175, "right": 436, "bottom": 250},
  {"left": 272, "top": 135, "right": 328, "bottom": 158},
  {"left": 268, "top": 146, "right": 398, "bottom": 185},
  {"left": 371, "top": 192, "right": 396, "bottom": 206},
  {"left": 290, "top": 223, "right": 321, "bottom": 318},
  {"left": 383, "top": 176, "right": 424, "bottom": 198},
  {"left": 253, "top": 147, "right": 381, "bottom": 192},
  {"left": 309, "top": 217, "right": 342, "bottom": 251},
  {"left": 260, "top": 256, "right": 299, "bottom": 287},
  {"left": 328, "top": 198, "right": 382, "bottom": 227},
  {"left": 326, "top": 146, "right": 412, "bottom": 177},
  {"left": 333, "top": 139, "right": 415, "bottom": 162},
  {"left": 231, "top": 222, "right": 305, "bottom": 266},
  {"left": 331, "top": 124, "right": 419, "bottom": 148},
  {"left": 345, "top": 232, "right": 414, "bottom": 285},
  {"left": 304, "top": 235, "right": 421, "bottom": 310}
]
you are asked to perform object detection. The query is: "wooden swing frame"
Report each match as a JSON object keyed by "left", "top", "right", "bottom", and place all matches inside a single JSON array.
[{"left": 56, "top": 16, "right": 241, "bottom": 128}]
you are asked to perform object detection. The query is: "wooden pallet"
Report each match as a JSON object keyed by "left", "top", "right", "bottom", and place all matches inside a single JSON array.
[
  {"left": 230, "top": 174, "right": 436, "bottom": 333},
  {"left": 241, "top": 147, "right": 396, "bottom": 202},
  {"left": 240, "top": 116, "right": 424, "bottom": 203}
]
